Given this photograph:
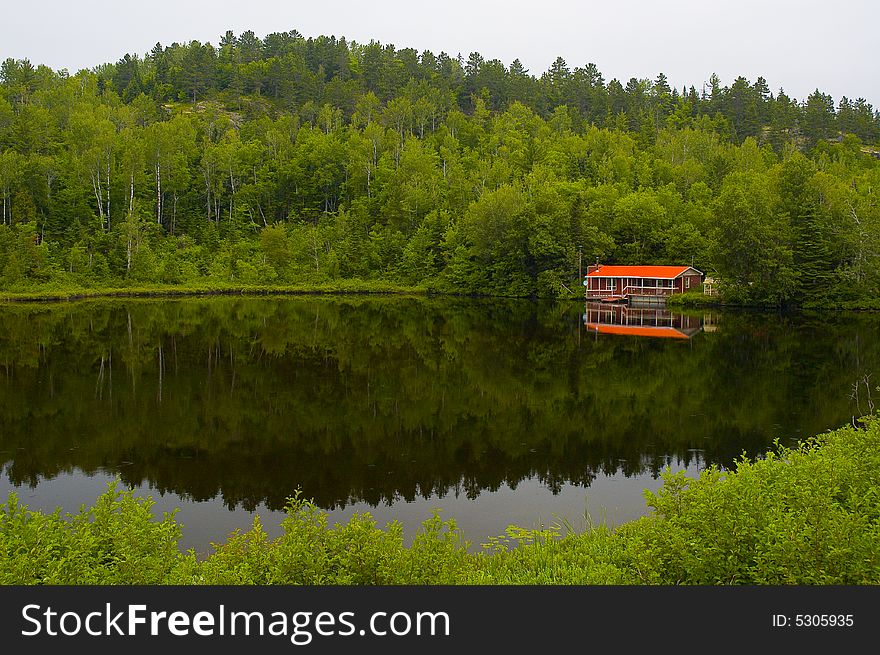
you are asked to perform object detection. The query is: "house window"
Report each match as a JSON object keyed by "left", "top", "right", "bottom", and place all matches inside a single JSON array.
[{"left": 685, "top": 277, "right": 690, "bottom": 289}]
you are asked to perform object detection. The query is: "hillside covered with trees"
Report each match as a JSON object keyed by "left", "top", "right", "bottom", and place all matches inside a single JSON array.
[{"left": 1, "top": 29, "right": 879, "bottom": 305}]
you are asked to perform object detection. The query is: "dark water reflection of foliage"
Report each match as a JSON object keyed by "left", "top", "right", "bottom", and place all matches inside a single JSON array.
[{"left": 0, "top": 297, "right": 876, "bottom": 512}]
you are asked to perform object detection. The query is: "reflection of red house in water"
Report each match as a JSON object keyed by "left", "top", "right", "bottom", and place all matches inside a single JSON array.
[
  {"left": 584, "top": 265, "right": 703, "bottom": 303},
  {"left": 584, "top": 303, "right": 702, "bottom": 339}
]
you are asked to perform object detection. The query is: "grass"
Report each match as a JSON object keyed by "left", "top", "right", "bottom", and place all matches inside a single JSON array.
[
  {"left": 0, "top": 280, "right": 429, "bottom": 303},
  {"left": 665, "top": 291, "right": 724, "bottom": 308}
]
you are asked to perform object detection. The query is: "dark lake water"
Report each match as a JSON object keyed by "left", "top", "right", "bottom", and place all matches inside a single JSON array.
[{"left": 1, "top": 296, "right": 877, "bottom": 554}]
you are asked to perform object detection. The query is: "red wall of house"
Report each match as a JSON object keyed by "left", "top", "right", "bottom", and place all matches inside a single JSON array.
[
  {"left": 588, "top": 273, "right": 702, "bottom": 296},
  {"left": 674, "top": 274, "right": 702, "bottom": 292}
]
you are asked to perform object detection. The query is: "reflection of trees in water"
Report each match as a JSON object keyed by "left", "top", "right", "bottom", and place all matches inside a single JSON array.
[{"left": 0, "top": 298, "right": 876, "bottom": 511}]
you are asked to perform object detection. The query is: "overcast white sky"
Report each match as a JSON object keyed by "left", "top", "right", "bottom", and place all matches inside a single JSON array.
[{"left": 2, "top": 0, "right": 877, "bottom": 106}]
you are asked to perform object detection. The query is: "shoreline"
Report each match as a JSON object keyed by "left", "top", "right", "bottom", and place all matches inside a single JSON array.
[
  {"left": 0, "top": 282, "right": 430, "bottom": 304},
  {"left": 3, "top": 285, "right": 880, "bottom": 312}
]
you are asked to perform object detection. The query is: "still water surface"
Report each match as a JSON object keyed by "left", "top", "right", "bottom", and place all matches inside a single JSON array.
[{"left": 1, "top": 297, "right": 876, "bottom": 553}]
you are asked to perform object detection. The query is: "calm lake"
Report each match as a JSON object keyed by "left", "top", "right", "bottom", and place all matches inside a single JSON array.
[{"left": 1, "top": 296, "right": 876, "bottom": 553}]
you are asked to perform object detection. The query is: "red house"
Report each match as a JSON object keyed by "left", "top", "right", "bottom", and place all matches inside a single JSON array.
[{"left": 584, "top": 265, "right": 703, "bottom": 303}]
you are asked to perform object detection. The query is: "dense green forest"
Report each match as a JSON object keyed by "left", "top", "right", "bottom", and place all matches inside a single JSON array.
[{"left": 1, "top": 29, "right": 880, "bottom": 304}]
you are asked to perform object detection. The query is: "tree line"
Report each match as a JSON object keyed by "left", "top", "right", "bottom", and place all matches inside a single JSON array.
[{"left": 1, "top": 29, "right": 879, "bottom": 304}]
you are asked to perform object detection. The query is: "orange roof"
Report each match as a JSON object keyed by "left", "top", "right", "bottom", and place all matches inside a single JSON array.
[
  {"left": 586, "top": 265, "right": 697, "bottom": 279},
  {"left": 586, "top": 324, "right": 691, "bottom": 339}
]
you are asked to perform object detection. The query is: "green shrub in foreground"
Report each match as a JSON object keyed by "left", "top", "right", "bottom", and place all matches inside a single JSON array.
[
  {"left": 0, "top": 487, "right": 196, "bottom": 584},
  {"left": 1, "top": 419, "right": 879, "bottom": 585},
  {"left": 615, "top": 420, "right": 880, "bottom": 584}
]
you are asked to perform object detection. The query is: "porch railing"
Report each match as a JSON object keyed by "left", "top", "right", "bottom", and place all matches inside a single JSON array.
[{"left": 586, "top": 285, "right": 676, "bottom": 297}]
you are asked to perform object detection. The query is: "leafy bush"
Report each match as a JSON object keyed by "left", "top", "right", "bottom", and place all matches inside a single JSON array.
[
  {"left": 0, "top": 482, "right": 196, "bottom": 584},
  {"left": 615, "top": 420, "right": 880, "bottom": 584}
]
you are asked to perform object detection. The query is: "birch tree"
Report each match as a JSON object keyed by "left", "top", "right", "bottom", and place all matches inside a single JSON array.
[
  {"left": 68, "top": 108, "right": 115, "bottom": 229},
  {"left": 0, "top": 151, "right": 23, "bottom": 225}
]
